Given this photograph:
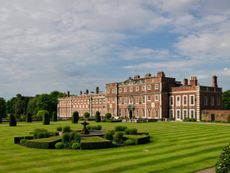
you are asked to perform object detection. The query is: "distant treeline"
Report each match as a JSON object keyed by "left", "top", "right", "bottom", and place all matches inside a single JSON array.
[{"left": 0, "top": 91, "right": 65, "bottom": 121}]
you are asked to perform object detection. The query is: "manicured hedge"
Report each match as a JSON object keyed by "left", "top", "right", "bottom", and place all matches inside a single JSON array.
[
  {"left": 125, "top": 128, "right": 138, "bottom": 135},
  {"left": 14, "top": 136, "right": 34, "bottom": 144},
  {"left": 124, "top": 135, "right": 150, "bottom": 144},
  {"left": 87, "top": 125, "right": 102, "bottom": 130},
  {"left": 21, "top": 136, "right": 61, "bottom": 149},
  {"left": 72, "top": 111, "right": 79, "bottom": 123},
  {"left": 81, "top": 137, "right": 112, "bottom": 149},
  {"left": 115, "top": 126, "right": 127, "bottom": 131}
]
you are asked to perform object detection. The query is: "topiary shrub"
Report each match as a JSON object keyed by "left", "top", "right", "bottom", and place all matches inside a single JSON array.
[
  {"left": 63, "top": 126, "right": 71, "bottom": 133},
  {"left": 70, "top": 132, "right": 81, "bottom": 143},
  {"left": 115, "top": 126, "right": 127, "bottom": 131},
  {"left": 72, "top": 111, "right": 79, "bottom": 123},
  {"left": 72, "top": 142, "right": 81, "bottom": 149},
  {"left": 56, "top": 126, "right": 62, "bottom": 132},
  {"left": 33, "top": 128, "right": 50, "bottom": 139},
  {"left": 125, "top": 128, "right": 138, "bottom": 135},
  {"left": 55, "top": 142, "right": 64, "bottom": 149},
  {"left": 87, "top": 125, "right": 102, "bottom": 130},
  {"left": 113, "top": 132, "right": 124, "bottom": 144},
  {"left": 216, "top": 144, "right": 230, "bottom": 173},
  {"left": 125, "top": 139, "right": 135, "bottom": 145},
  {"left": 95, "top": 111, "right": 101, "bottom": 122},
  {"left": 62, "top": 133, "right": 71, "bottom": 147},
  {"left": 83, "top": 112, "right": 90, "bottom": 120},
  {"left": 9, "top": 114, "right": 17, "bottom": 126},
  {"left": 52, "top": 111, "right": 57, "bottom": 122},
  {"left": 26, "top": 113, "right": 32, "bottom": 123},
  {"left": 37, "top": 110, "right": 50, "bottom": 125},
  {"left": 105, "top": 131, "right": 114, "bottom": 141},
  {"left": 105, "top": 112, "right": 112, "bottom": 120}
]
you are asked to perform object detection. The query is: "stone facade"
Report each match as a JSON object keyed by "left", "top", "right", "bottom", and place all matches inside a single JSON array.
[{"left": 57, "top": 71, "right": 223, "bottom": 121}]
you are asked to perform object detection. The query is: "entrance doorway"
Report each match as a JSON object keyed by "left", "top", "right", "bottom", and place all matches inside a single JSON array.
[
  {"left": 211, "top": 114, "right": 215, "bottom": 122},
  {"left": 129, "top": 110, "right": 133, "bottom": 119}
]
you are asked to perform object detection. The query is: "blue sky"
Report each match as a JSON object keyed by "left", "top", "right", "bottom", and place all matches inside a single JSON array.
[{"left": 0, "top": 0, "right": 229, "bottom": 99}]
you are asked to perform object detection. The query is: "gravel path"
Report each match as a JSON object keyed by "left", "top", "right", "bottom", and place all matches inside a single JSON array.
[{"left": 196, "top": 167, "right": 215, "bottom": 173}]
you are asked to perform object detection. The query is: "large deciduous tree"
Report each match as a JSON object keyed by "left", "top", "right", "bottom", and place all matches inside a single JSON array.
[
  {"left": 0, "top": 97, "right": 6, "bottom": 123},
  {"left": 223, "top": 90, "right": 230, "bottom": 110}
]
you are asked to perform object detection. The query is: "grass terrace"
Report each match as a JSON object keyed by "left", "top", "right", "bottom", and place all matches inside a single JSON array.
[{"left": 0, "top": 121, "right": 230, "bottom": 173}]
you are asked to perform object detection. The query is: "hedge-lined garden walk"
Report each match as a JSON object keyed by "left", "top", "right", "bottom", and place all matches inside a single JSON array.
[{"left": 0, "top": 121, "right": 230, "bottom": 173}]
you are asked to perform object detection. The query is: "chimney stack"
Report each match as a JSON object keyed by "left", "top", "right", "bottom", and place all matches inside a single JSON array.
[
  {"left": 183, "top": 78, "right": 188, "bottom": 86},
  {"left": 67, "top": 91, "right": 70, "bottom": 97},
  {"left": 80, "top": 90, "right": 82, "bottom": 95},
  {"left": 190, "top": 76, "right": 198, "bottom": 86},
  {"left": 212, "top": 75, "right": 218, "bottom": 88},
  {"left": 86, "top": 89, "right": 89, "bottom": 95},
  {"left": 96, "top": 87, "right": 99, "bottom": 94},
  {"left": 157, "top": 71, "right": 165, "bottom": 78}
]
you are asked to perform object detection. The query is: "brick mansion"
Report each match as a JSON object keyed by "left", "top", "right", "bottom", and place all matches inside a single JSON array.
[{"left": 57, "top": 71, "right": 223, "bottom": 121}]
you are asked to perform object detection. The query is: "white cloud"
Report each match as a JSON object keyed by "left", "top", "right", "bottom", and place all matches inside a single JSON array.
[
  {"left": 121, "top": 47, "right": 170, "bottom": 60},
  {"left": 0, "top": 0, "right": 230, "bottom": 98}
]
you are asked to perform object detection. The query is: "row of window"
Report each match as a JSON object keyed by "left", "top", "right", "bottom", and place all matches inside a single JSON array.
[
  {"left": 118, "top": 108, "right": 159, "bottom": 118},
  {"left": 203, "top": 95, "right": 221, "bottom": 106},
  {"left": 170, "top": 109, "right": 196, "bottom": 119},
  {"left": 170, "top": 95, "right": 195, "bottom": 106},
  {"left": 108, "top": 83, "right": 160, "bottom": 94},
  {"left": 117, "top": 95, "right": 159, "bottom": 104}
]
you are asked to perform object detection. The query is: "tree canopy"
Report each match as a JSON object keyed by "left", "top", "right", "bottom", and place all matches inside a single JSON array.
[{"left": 223, "top": 90, "right": 230, "bottom": 110}]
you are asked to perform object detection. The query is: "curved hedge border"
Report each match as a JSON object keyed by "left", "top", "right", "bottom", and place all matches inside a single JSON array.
[
  {"left": 81, "top": 136, "right": 112, "bottom": 149},
  {"left": 124, "top": 135, "right": 150, "bottom": 144},
  {"left": 20, "top": 136, "right": 61, "bottom": 149}
]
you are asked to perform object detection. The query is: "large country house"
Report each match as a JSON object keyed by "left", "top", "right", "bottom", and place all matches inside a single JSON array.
[{"left": 57, "top": 71, "right": 223, "bottom": 121}]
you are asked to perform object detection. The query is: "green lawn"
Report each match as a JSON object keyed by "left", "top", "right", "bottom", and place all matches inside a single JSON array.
[{"left": 0, "top": 121, "right": 230, "bottom": 173}]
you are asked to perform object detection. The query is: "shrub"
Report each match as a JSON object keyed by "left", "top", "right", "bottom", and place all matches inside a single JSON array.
[
  {"left": 216, "top": 144, "right": 230, "bottom": 173},
  {"left": 9, "top": 114, "right": 17, "bottom": 126},
  {"left": 55, "top": 142, "right": 64, "bottom": 149},
  {"left": 125, "top": 139, "right": 135, "bottom": 145},
  {"left": 87, "top": 125, "right": 102, "bottom": 130},
  {"left": 183, "top": 117, "right": 196, "bottom": 122},
  {"left": 105, "top": 113, "right": 112, "bottom": 120},
  {"left": 83, "top": 112, "right": 90, "bottom": 120},
  {"left": 20, "top": 139, "right": 28, "bottom": 145},
  {"left": 56, "top": 126, "right": 62, "bottom": 132},
  {"left": 125, "top": 128, "right": 138, "bottom": 135},
  {"left": 124, "top": 135, "right": 150, "bottom": 144},
  {"left": 81, "top": 137, "right": 112, "bottom": 149},
  {"left": 26, "top": 113, "right": 32, "bottom": 123},
  {"left": 72, "top": 142, "right": 81, "bottom": 149},
  {"left": 115, "top": 126, "right": 127, "bottom": 131},
  {"left": 72, "top": 111, "right": 79, "bottom": 123},
  {"left": 113, "top": 132, "right": 124, "bottom": 144},
  {"left": 70, "top": 132, "right": 81, "bottom": 143},
  {"left": 63, "top": 126, "right": 71, "bottom": 133},
  {"left": 14, "top": 136, "right": 34, "bottom": 144},
  {"left": 95, "top": 111, "right": 101, "bottom": 122},
  {"left": 33, "top": 128, "right": 50, "bottom": 139},
  {"left": 105, "top": 131, "right": 114, "bottom": 141},
  {"left": 62, "top": 133, "right": 71, "bottom": 145},
  {"left": 37, "top": 110, "right": 50, "bottom": 125},
  {"left": 52, "top": 111, "right": 57, "bottom": 122},
  {"left": 23, "top": 136, "right": 61, "bottom": 149}
]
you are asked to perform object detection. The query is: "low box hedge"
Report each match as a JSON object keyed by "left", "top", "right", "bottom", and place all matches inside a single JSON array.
[
  {"left": 21, "top": 136, "right": 61, "bottom": 149},
  {"left": 81, "top": 137, "right": 112, "bottom": 149},
  {"left": 14, "top": 136, "right": 34, "bottom": 144},
  {"left": 124, "top": 135, "right": 150, "bottom": 144}
]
